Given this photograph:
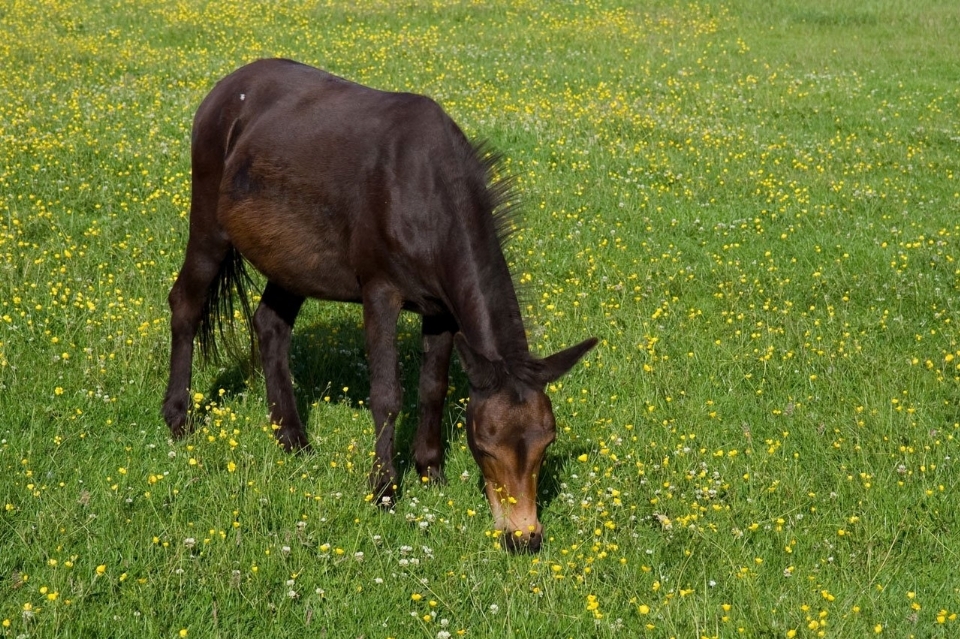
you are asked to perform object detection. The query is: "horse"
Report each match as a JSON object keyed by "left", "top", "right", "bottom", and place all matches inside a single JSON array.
[{"left": 162, "top": 59, "right": 597, "bottom": 553}]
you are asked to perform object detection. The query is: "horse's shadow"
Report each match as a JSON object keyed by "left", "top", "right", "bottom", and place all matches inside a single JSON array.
[
  {"left": 206, "top": 315, "right": 576, "bottom": 509},
  {"left": 206, "top": 316, "right": 453, "bottom": 489}
]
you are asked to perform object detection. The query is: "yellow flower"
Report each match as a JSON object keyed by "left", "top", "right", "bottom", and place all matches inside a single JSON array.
[{"left": 95, "top": 564, "right": 107, "bottom": 576}]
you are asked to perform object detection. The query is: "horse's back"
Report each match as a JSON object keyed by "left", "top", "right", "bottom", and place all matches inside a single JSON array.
[{"left": 191, "top": 59, "right": 476, "bottom": 309}]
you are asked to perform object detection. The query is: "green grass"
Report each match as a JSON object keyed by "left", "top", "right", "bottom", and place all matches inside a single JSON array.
[{"left": 2, "top": 0, "right": 960, "bottom": 636}]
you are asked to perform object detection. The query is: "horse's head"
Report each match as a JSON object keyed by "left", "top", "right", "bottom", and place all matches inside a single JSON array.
[{"left": 455, "top": 334, "right": 597, "bottom": 553}]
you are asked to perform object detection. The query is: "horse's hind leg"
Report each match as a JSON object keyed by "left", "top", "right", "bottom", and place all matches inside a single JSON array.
[
  {"left": 253, "top": 282, "right": 306, "bottom": 451},
  {"left": 162, "top": 233, "right": 231, "bottom": 437},
  {"left": 413, "top": 314, "right": 456, "bottom": 483}
]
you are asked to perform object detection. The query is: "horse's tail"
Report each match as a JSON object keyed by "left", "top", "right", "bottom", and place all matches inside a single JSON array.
[{"left": 197, "top": 246, "right": 256, "bottom": 363}]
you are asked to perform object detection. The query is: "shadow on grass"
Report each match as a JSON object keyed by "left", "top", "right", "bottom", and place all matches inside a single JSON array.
[
  {"left": 202, "top": 315, "right": 590, "bottom": 509},
  {"left": 204, "top": 316, "right": 463, "bottom": 496}
]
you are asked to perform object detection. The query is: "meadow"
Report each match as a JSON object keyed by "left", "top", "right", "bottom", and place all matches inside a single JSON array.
[{"left": 2, "top": 0, "right": 960, "bottom": 636}]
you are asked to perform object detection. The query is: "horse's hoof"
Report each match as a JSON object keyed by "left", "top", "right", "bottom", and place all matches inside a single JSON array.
[
  {"left": 369, "top": 468, "right": 398, "bottom": 508},
  {"left": 164, "top": 416, "right": 190, "bottom": 440},
  {"left": 276, "top": 427, "right": 310, "bottom": 453},
  {"left": 415, "top": 465, "right": 447, "bottom": 486},
  {"left": 162, "top": 400, "right": 190, "bottom": 439}
]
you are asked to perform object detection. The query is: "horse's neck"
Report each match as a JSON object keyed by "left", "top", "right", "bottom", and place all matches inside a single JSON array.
[{"left": 445, "top": 244, "right": 529, "bottom": 363}]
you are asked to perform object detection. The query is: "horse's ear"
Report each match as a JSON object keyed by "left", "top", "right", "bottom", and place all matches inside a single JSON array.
[
  {"left": 538, "top": 337, "right": 598, "bottom": 385},
  {"left": 455, "top": 333, "right": 499, "bottom": 391}
]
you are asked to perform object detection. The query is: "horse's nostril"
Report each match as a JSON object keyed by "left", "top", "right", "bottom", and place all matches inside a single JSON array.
[{"left": 502, "top": 530, "right": 543, "bottom": 554}]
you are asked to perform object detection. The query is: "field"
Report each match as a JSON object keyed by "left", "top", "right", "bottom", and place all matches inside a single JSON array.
[{"left": 2, "top": 0, "right": 960, "bottom": 636}]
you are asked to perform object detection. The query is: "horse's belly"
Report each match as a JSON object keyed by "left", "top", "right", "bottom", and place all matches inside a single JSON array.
[{"left": 219, "top": 199, "right": 362, "bottom": 302}]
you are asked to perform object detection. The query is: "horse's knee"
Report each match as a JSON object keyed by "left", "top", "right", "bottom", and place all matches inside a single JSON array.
[{"left": 385, "top": 383, "right": 403, "bottom": 414}]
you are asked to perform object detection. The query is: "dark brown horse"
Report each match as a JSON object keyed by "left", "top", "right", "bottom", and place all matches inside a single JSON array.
[{"left": 162, "top": 59, "right": 596, "bottom": 552}]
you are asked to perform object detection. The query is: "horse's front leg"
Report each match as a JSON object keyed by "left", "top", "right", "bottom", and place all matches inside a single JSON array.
[
  {"left": 413, "top": 314, "right": 456, "bottom": 483},
  {"left": 253, "top": 282, "right": 306, "bottom": 451},
  {"left": 362, "top": 281, "right": 403, "bottom": 505}
]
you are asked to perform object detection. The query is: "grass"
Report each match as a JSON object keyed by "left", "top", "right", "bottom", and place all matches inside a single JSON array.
[{"left": 2, "top": 0, "right": 960, "bottom": 636}]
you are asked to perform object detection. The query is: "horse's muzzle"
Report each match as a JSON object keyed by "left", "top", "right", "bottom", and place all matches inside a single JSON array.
[{"left": 501, "top": 525, "right": 544, "bottom": 554}]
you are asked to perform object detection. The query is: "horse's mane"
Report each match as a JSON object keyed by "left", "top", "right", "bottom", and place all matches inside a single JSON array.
[{"left": 469, "top": 140, "right": 521, "bottom": 252}]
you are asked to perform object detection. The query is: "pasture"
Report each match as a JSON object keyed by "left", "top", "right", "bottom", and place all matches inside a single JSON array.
[{"left": 2, "top": 0, "right": 959, "bottom": 636}]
